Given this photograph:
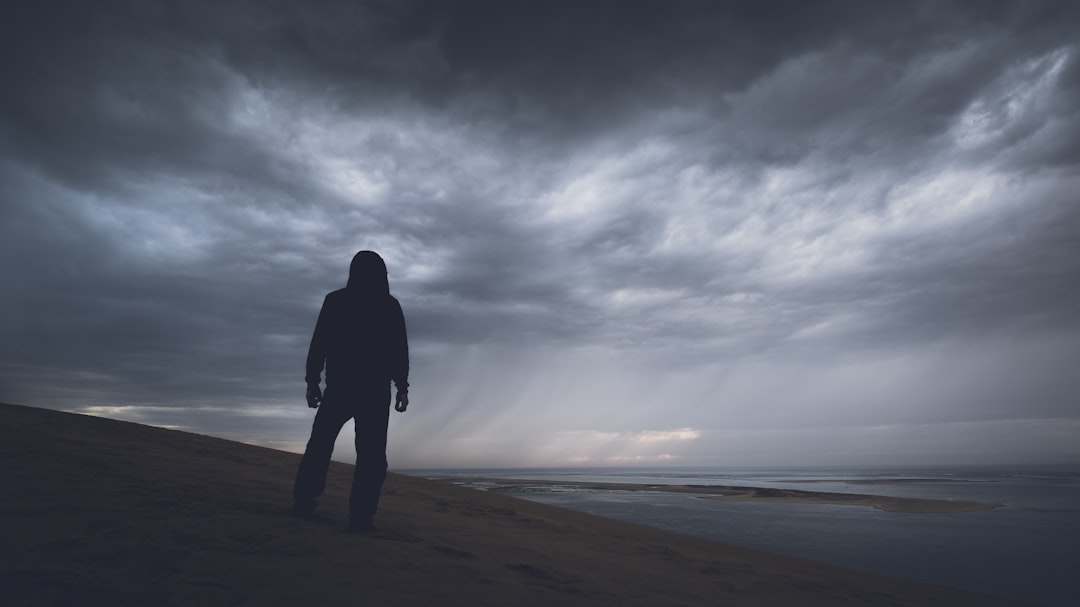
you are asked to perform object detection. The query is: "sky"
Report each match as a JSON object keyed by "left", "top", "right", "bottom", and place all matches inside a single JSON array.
[{"left": 2, "top": 0, "right": 1078, "bottom": 468}]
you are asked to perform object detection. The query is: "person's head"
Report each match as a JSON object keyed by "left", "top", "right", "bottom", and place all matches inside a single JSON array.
[{"left": 347, "top": 250, "right": 389, "bottom": 295}]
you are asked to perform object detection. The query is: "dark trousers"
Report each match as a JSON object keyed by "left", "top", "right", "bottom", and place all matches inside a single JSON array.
[{"left": 293, "top": 384, "right": 391, "bottom": 522}]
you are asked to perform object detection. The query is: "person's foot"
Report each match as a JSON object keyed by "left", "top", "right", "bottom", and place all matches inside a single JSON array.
[
  {"left": 346, "top": 517, "right": 377, "bottom": 533},
  {"left": 289, "top": 500, "right": 318, "bottom": 520}
]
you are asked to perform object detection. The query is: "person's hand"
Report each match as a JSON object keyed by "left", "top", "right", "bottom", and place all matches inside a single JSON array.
[
  {"left": 306, "top": 385, "right": 322, "bottom": 409},
  {"left": 394, "top": 390, "right": 409, "bottom": 413}
]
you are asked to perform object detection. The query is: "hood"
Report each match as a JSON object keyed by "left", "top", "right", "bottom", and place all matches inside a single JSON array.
[{"left": 346, "top": 250, "right": 390, "bottom": 296}]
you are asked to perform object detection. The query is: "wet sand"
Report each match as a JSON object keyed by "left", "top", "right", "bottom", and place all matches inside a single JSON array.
[{"left": 1, "top": 403, "right": 1022, "bottom": 606}]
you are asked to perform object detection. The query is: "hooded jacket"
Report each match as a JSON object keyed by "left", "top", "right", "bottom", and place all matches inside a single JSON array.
[{"left": 305, "top": 251, "right": 409, "bottom": 394}]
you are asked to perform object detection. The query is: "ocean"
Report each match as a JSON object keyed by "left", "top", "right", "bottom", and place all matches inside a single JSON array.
[{"left": 403, "top": 466, "right": 1080, "bottom": 606}]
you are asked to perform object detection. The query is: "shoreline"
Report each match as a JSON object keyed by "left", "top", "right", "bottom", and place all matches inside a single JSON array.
[{"left": 440, "top": 477, "right": 1004, "bottom": 513}]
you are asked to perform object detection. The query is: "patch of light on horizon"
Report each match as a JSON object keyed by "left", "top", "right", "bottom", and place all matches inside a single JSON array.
[
  {"left": 603, "top": 453, "right": 679, "bottom": 464},
  {"left": 74, "top": 405, "right": 190, "bottom": 430},
  {"left": 564, "top": 428, "right": 702, "bottom": 442},
  {"left": 73, "top": 404, "right": 308, "bottom": 420}
]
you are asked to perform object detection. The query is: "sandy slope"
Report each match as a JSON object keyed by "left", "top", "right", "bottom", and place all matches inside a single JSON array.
[{"left": 0, "top": 403, "right": 1025, "bottom": 606}]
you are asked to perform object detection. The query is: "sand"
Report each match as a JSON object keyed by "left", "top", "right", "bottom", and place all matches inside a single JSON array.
[
  {"left": 455, "top": 478, "right": 1004, "bottom": 513},
  {"left": 0, "top": 403, "right": 1025, "bottom": 606}
]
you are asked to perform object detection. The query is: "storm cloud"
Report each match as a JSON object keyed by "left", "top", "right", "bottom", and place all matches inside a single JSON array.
[{"left": 2, "top": 0, "right": 1078, "bottom": 467}]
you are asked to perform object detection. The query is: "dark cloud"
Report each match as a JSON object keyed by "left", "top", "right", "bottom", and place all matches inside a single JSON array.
[{"left": 2, "top": 0, "right": 1078, "bottom": 466}]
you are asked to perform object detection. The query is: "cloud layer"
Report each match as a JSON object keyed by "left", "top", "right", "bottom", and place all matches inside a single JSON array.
[{"left": 2, "top": 0, "right": 1079, "bottom": 466}]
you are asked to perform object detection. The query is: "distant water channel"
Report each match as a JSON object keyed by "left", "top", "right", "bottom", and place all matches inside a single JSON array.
[{"left": 405, "top": 466, "right": 1080, "bottom": 607}]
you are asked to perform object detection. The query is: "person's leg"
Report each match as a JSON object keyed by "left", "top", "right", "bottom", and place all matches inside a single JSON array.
[
  {"left": 348, "top": 385, "right": 391, "bottom": 530},
  {"left": 292, "top": 399, "right": 351, "bottom": 516}
]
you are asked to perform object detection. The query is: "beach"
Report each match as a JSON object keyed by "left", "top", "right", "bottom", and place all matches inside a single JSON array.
[{"left": 1, "top": 403, "right": 1025, "bottom": 606}]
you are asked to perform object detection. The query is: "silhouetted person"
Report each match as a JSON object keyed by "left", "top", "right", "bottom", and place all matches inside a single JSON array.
[{"left": 292, "top": 250, "right": 409, "bottom": 532}]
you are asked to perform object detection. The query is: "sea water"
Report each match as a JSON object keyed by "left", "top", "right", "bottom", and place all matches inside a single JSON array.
[{"left": 403, "top": 466, "right": 1080, "bottom": 606}]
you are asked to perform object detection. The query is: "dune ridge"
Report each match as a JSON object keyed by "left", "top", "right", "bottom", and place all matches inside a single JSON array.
[{"left": 0, "top": 403, "right": 1023, "bottom": 606}]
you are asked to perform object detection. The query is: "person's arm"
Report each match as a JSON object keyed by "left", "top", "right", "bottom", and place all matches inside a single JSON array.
[
  {"left": 391, "top": 298, "right": 410, "bottom": 412},
  {"left": 305, "top": 296, "right": 330, "bottom": 408}
]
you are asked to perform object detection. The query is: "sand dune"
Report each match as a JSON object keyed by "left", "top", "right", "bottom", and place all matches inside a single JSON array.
[{"left": 0, "top": 403, "right": 1023, "bottom": 606}]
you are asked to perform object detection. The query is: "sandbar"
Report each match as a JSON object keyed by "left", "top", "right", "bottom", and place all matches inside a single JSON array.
[{"left": 446, "top": 478, "right": 1004, "bottom": 513}]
